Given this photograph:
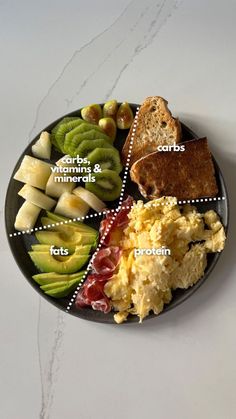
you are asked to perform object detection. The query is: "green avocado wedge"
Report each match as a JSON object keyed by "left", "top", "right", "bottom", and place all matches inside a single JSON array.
[
  {"left": 45, "top": 212, "right": 97, "bottom": 234},
  {"left": 31, "top": 238, "right": 94, "bottom": 254},
  {"left": 32, "top": 271, "right": 85, "bottom": 286},
  {"left": 43, "top": 277, "right": 85, "bottom": 298},
  {"left": 29, "top": 248, "right": 89, "bottom": 274},
  {"left": 34, "top": 231, "right": 95, "bottom": 253},
  {"left": 41, "top": 280, "right": 74, "bottom": 291},
  {"left": 40, "top": 217, "right": 98, "bottom": 247},
  {"left": 31, "top": 244, "right": 54, "bottom": 252}
]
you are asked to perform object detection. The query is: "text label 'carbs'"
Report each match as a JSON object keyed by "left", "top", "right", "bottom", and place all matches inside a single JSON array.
[{"left": 157, "top": 143, "right": 185, "bottom": 152}]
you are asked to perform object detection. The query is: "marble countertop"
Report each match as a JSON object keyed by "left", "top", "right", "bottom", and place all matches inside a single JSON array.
[{"left": 1, "top": 1, "right": 236, "bottom": 418}]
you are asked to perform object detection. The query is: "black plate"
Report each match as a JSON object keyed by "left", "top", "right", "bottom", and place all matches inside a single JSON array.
[{"left": 5, "top": 104, "right": 229, "bottom": 324}]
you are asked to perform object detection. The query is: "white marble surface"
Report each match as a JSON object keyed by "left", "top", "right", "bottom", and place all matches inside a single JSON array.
[{"left": 1, "top": 1, "right": 236, "bottom": 418}]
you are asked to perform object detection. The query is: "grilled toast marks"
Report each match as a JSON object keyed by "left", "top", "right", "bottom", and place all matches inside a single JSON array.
[
  {"left": 130, "top": 137, "right": 218, "bottom": 200},
  {"left": 122, "top": 96, "right": 181, "bottom": 166}
]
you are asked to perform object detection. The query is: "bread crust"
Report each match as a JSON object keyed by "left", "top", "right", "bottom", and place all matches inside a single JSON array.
[
  {"left": 130, "top": 137, "right": 218, "bottom": 200},
  {"left": 122, "top": 96, "right": 181, "bottom": 166}
]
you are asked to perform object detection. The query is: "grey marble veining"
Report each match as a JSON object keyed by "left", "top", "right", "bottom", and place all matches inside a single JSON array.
[
  {"left": 32, "top": 2, "right": 182, "bottom": 417},
  {"left": 37, "top": 300, "right": 65, "bottom": 419},
  {"left": 29, "top": 0, "right": 181, "bottom": 140}
]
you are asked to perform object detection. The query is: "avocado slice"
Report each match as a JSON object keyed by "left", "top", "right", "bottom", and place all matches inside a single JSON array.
[
  {"left": 32, "top": 244, "right": 54, "bottom": 252},
  {"left": 35, "top": 230, "right": 96, "bottom": 253},
  {"left": 55, "top": 245, "right": 91, "bottom": 261},
  {"left": 46, "top": 211, "right": 97, "bottom": 234},
  {"left": 32, "top": 271, "right": 85, "bottom": 285},
  {"left": 41, "top": 280, "right": 71, "bottom": 291},
  {"left": 29, "top": 247, "right": 90, "bottom": 274},
  {"left": 31, "top": 244, "right": 91, "bottom": 254},
  {"left": 41, "top": 216, "right": 98, "bottom": 235},
  {"left": 44, "top": 277, "right": 84, "bottom": 298}
]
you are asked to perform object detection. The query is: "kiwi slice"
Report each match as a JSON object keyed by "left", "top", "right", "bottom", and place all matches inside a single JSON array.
[
  {"left": 85, "top": 169, "right": 122, "bottom": 201},
  {"left": 76, "top": 139, "right": 114, "bottom": 159},
  {"left": 66, "top": 129, "right": 111, "bottom": 157},
  {"left": 53, "top": 118, "right": 83, "bottom": 153},
  {"left": 51, "top": 117, "right": 81, "bottom": 151},
  {"left": 87, "top": 148, "right": 122, "bottom": 173},
  {"left": 64, "top": 122, "right": 104, "bottom": 154},
  {"left": 55, "top": 119, "right": 84, "bottom": 153}
]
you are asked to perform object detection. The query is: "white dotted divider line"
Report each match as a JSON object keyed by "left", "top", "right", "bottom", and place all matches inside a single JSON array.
[
  {"left": 65, "top": 209, "right": 119, "bottom": 312},
  {"left": 118, "top": 196, "right": 226, "bottom": 209},
  {"left": 8, "top": 209, "right": 117, "bottom": 238},
  {"left": 178, "top": 197, "right": 226, "bottom": 204},
  {"left": 9, "top": 196, "right": 226, "bottom": 238},
  {"left": 66, "top": 106, "right": 140, "bottom": 312},
  {"left": 117, "top": 107, "right": 140, "bottom": 208},
  {"left": 149, "top": 196, "right": 226, "bottom": 206}
]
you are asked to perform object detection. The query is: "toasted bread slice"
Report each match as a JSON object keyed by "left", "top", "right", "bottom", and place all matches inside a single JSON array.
[
  {"left": 130, "top": 137, "right": 218, "bottom": 200},
  {"left": 122, "top": 96, "right": 181, "bottom": 166}
]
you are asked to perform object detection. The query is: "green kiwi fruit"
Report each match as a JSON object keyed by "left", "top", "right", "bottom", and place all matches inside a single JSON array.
[
  {"left": 66, "top": 129, "right": 112, "bottom": 157},
  {"left": 53, "top": 118, "right": 83, "bottom": 152},
  {"left": 86, "top": 148, "right": 122, "bottom": 173},
  {"left": 51, "top": 117, "right": 80, "bottom": 151},
  {"left": 64, "top": 122, "right": 104, "bottom": 154},
  {"left": 76, "top": 139, "right": 114, "bottom": 159},
  {"left": 85, "top": 169, "right": 122, "bottom": 201}
]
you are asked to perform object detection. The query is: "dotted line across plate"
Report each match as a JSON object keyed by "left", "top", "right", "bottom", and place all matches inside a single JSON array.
[
  {"left": 8, "top": 210, "right": 113, "bottom": 237},
  {"left": 117, "top": 196, "right": 226, "bottom": 210},
  {"left": 9, "top": 196, "right": 226, "bottom": 238},
  {"left": 65, "top": 209, "right": 119, "bottom": 312},
  {"left": 66, "top": 106, "right": 140, "bottom": 312},
  {"left": 118, "top": 107, "right": 140, "bottom": 206}
]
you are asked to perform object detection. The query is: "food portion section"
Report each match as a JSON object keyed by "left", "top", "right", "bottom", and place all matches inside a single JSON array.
[
  {"left": 122, "top": 96, "right": 181, "bottom": 166},
  {"left": 75, "top": 196, "right": 133, "bottom": 314},
  {"left": 13, "top": 99, "right": 134, "bottom": 233},
  {"left": 29, "top": 212, "right": 98, "bottom": 298},
  {"left": 130, "top": 137, "right": 218, "bottom": 200},
  {"left": 110, "top": 198, "right": 225, "bottom": 323},
  {"left": 10, "top": 100, "right": 135, "bottom": 306},
  {"left": 122, "top": 96, "right": 218, "bottom": 201},
  {"left": 76, "top": 196, "right": 226, "bottom": 323}
]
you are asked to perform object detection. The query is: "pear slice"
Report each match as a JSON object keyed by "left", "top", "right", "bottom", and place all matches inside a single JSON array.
[
  {"left": 14, "top": 155, "right": 52, "bottom": 190},
  {"left": 73, "top": 186, "right": 106, "bottom": 213},
  {"left": 14, "top": 201, "right": 41, "bottom": 232},
  {"left": 18, "top": 184, "right": 56, "bottom": 210},
  {"left": 32, "top": 131, "right": 51, "bottom": 159},
  {"left": 45, "top": 171, "right": 74, "bottom": 198},
  {"left": 54, "top": 192, "right": 89, "bottom": 219}
]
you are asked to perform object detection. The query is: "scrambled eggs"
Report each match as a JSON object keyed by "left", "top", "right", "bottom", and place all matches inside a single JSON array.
[{"left": 104, "top": 197, "right": 226, "bottom": 323}]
